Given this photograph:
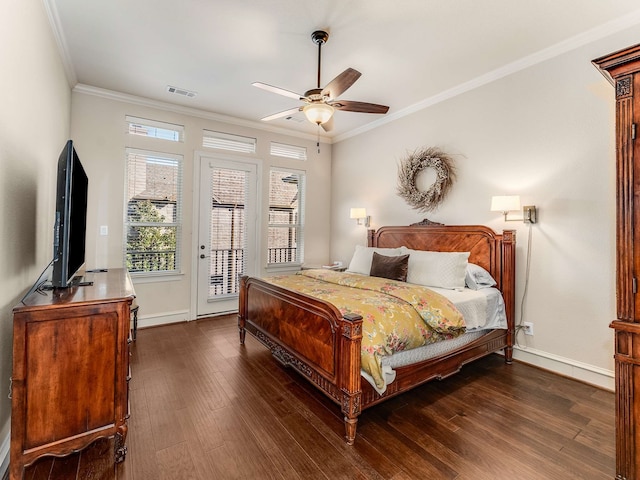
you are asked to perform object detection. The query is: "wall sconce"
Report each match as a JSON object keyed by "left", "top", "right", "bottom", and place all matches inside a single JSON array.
[
  {"left": 350, "top": 207, "right": 370, "bottom": 227},
  {"left": 491, "top": 195, "right": 537, "bottom": 224}
]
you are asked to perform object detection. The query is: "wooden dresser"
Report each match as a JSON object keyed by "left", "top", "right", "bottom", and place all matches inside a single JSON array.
[
  {"left": 593, "top": 44, "right": 640, "bottom": 480},
  {"left": 10, "top": 268, "right": 135, "bottom": 480}
]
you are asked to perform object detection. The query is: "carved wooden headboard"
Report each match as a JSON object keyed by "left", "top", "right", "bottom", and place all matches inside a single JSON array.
[{"left": 367, "top": 223, "right": 516, "bottom": 323}]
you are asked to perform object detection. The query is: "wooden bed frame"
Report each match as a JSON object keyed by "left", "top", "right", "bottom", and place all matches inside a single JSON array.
[{"left": 238, "top": 223, "right": 516, "bottom": 444}]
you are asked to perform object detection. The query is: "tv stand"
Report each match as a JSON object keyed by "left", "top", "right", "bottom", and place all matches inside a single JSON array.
[{"left": 10, "top": 268, "right": 135, "bottom": 480}]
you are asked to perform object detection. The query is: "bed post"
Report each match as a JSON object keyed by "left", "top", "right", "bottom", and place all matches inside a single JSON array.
[
  {"left": 340, "top": 312, "right": 363, "bottom": 445},
  {"left": 367, "top": 228, "right": 375, "bottom": 247},
  {"left": 238, "top": 276, "right": 247, "bottom": 345},
  {"left": 501, "top": 230, "right": 516, "bottom": 364}
]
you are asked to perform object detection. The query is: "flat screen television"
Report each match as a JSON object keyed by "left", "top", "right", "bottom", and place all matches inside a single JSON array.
[{"left": 51, "top": 140, "right": 88, "bottom": 288}]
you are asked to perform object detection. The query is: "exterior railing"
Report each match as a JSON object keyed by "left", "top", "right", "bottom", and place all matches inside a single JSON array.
[
  {"left": 128, "top": 247, "right": 298, "bottom": 296},
  {"left": 127, "top": 250, "right": 176, "bottom": 272},
  {"left": 267, "top": 247, "right": 297, "bottom": 264}
]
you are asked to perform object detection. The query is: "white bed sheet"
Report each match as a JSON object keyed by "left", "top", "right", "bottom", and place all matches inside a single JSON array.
[{"left": 361, "top": 287, "right": 508, "bottom": 394}]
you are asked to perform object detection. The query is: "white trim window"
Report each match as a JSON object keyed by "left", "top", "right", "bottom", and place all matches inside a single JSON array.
[
  {"left": 268, "top": 168, "right": 305, "bottom": 266},
  {"left": 124, "top": 148, "right": 183, "bottom": 275},
  {"left": 270, "top": 141, "right": 307, "bottom": 160},
  {"left": 203, "top": 130, "right": 257, "bottom": 154},
  {"left": 126, "top": 115, "right": 184, "bottom": 142}
]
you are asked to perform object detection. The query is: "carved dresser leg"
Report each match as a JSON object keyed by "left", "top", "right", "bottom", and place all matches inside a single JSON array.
[{"left": 114, "top": 433, "right": 127, "bottom": 463}]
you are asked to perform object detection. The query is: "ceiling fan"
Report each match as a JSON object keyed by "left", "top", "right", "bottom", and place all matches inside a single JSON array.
[{"left": 253, "top": 30, "right": 389, "bottom": 132}]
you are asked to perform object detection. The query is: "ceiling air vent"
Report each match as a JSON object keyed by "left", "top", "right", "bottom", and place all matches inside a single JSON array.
[{"left": 166, "top": 85, "right": 197, "bottom": 98}]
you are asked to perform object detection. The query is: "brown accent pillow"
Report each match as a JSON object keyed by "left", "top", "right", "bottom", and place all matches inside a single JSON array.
[{"left": 369, "top": 252, "right": 410, "bottom": 282}]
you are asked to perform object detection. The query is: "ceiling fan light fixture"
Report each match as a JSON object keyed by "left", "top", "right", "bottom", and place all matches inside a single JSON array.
[{"left": 303, "top": 103, "right": 334, "bottom": 125}]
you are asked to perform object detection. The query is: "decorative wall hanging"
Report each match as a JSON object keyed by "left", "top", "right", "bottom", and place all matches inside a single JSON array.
[{"left": 397, "top": 147, "right": 456, "bottom": 212}]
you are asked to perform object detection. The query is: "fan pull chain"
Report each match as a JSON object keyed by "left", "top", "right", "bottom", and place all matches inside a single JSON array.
[{"left": 317, "top": 125, "right": 321, "bottom": 154}]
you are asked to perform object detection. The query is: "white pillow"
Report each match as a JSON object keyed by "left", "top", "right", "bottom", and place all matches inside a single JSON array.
[
  {"left": 346, "top": 245, "right": 403, "bottom": 275},
  {"left": 399, "top": 247, "right": 469, "bottom": 289},
  {"left": 465, "top": 263, "right": 497, "bottom": 290}
]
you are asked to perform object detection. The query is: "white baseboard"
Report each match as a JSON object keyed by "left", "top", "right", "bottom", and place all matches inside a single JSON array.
[
  {"left": 134, "top": 311, "right": 615, "bottom": 392},
  {"left": 0, "top": 428, "right": 9, "bottom": 480},
  {"left": 512, "top": 345, "right": 614, "bottom": 391},
  {"left": 135, "top": 311, "right": 615, "bottom": 392},
  {"left": 136, "top": 309, "right": 190, "bottom": 330}
]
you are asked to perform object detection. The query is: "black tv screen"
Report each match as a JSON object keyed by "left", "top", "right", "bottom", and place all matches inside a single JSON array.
[{"left": 51, "top": 140, "right": 88, "bottom": 288}]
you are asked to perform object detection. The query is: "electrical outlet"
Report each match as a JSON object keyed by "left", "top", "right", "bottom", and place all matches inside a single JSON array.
[{"left": 523, "top": 322, "right": 534, "bottom": 336}]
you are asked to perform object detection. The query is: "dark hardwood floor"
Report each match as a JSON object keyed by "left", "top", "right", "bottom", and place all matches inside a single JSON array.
[{"left": 22, "top": 314, "right": 614, "bottom": 479}]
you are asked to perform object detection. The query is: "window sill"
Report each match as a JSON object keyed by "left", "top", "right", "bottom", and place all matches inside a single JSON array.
[
  {"left": 265, "top": 263, "right": 302, "bottom": 275},
  {"left": 130, "top": 272, "right": 185, "bottom": 284}
]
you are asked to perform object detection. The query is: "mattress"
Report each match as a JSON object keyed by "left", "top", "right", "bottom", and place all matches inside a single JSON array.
[{"left": 361, "top": 287, "right": 507, "bottom": 393}]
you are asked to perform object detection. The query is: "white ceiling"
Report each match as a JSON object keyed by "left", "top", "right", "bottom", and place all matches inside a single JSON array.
[{"left": 48, "top": 0, "right": 640, "bottom": 141}]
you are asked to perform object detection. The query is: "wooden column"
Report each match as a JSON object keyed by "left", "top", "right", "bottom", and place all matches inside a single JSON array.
[{"left": 593, "top": 44, "right": 640, "bottom": 480}]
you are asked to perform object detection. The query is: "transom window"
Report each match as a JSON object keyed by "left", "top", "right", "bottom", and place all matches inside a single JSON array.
[
  {"left": 126, "top": 116, "right": 184, "bottom": 142},
  {"left": 270, "top": 141, "right": 307, "bottom": 160},
  {"left": 203, "top": 130, "right": 257, "bottom": 154}
]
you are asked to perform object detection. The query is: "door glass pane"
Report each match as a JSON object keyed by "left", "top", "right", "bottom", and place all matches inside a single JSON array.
[{"left": 208, "top": 167, "right": 248, "bottom": 297}]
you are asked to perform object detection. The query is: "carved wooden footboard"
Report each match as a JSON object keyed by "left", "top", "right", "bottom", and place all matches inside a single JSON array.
[
  {"left": 238, "top": 224, "right": 516, "bottom": 444},
  {"left": 238, "top": 276, "right": 364, "bottom": 443}
]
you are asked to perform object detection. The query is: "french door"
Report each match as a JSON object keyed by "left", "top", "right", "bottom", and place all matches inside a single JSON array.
[{"left": 196, "top": 154, "right": 259, "bottom": 317}]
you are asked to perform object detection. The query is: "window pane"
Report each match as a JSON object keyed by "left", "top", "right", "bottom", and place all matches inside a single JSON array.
[
  {"left": 203, "top": 130, "right": 257, "bottom": 154},
  {"left": 126, "top": 154, "right": 179, "bottom": 210},
  {"left": 270, "top": 141, "right": 307, "bottom": 160},
  {"left": 126, "top": 225, "right": 177, "bottom": 272},
  {"left": 125, "top": 148, "right": 182, "bottom": 274},
  {"left": 268, "top": 168, "right": 304, "bottom": 264},
  {"left": 268, "top": 227, "right": 299, "bottom": 263},
  {"left": 269, "top": 170, "right": 300, "bottom": 217},
  {"left": 126, "top": 116, "right": 184, "bottom": 142}
]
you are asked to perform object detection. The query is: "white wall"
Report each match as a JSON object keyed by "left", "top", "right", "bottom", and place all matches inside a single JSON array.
[
  {"left": 330, "top": 28, "right": 640, "bottom": 390},
  {"left": 70, "top": 90, "right": 332, "bottom": 323},
  {"left": 0, "top": 0, "right": 72, "bottom": 475}
]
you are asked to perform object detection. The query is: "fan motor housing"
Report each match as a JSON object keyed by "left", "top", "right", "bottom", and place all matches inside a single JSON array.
[
  {"left": 304, "top": 88, "right": 324, "bottom": 101},
  {"left": 311, "top": 30, "right": 329, "bottom": 45}
]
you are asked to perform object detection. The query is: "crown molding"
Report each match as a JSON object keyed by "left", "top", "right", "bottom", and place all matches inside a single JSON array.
[
  {"left": 42, "top": 0, "right": 77, "bottom": 86},
  {"left": 334, "top": 7, "right": 640, "bottom": 143},
  {"left": 72, "top": 84, "right": 332, "bottom": 144}
]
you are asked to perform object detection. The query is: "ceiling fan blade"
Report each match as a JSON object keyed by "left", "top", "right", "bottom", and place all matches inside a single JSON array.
[
  {"left": 321, "top": 117, "right": 334, "bottom": 132},
  {"left": 331, "top": 100, "right": 389, "bottom": 114},
  {"left": 252, "top": 82, "right": 304, "bottom": 101},
  {"left": 260, "top": 107, "right": 303, "bottom": 122},
  {"left": 321, "top": 68, "right": 361, "bottom": 99}
]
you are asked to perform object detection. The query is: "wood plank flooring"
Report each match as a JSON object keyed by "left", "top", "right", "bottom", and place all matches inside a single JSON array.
[{"left": 22, "top": 314, "right": 615, "bottom": 479}]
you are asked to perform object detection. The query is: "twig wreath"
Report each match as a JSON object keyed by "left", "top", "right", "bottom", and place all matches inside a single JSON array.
[{"left": 397, "top": 147, "right": 456, "bottom": 212}]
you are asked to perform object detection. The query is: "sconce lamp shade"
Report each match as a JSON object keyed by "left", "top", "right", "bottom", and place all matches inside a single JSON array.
[
  {"left": 350, "top": 207, "right": 370, "bottom": 227},
  {"left": 350, "top": 207, "right": 367, "bottom": 219},
  {"left": 490, "top": 195, "right": 521, "bottom": 213},
  {"left": 303, "top": 103, "right": 335, "bottom": 125}
]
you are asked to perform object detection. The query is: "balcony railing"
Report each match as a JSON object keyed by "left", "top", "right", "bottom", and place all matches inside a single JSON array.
[
  {"left": 208, "top": 248, "right": 244, "bottom": 296},
  {"left": 127, "top": 250, "right": 177, "bottom": 272},
  {"left": 207, "top": 247, "right": 298, "bottom": 297},
  {"left": 268, "top": 247, "right": 297, "bottom": 264},
  {"left": 128, "top": 247, "right": 299, "bottom": 295}
]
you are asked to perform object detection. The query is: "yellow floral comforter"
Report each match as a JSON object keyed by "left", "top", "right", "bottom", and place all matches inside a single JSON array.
[{"left": 264, "top": 269, "right": 465, "bottom": 390}]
